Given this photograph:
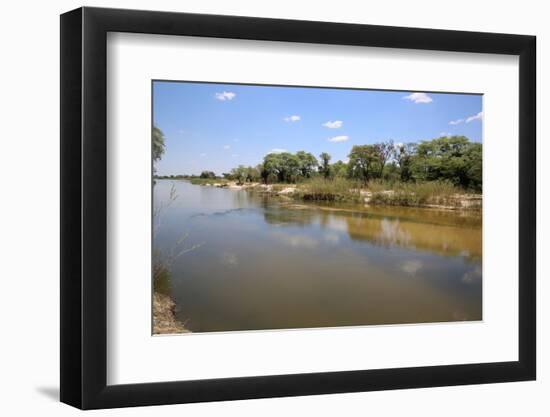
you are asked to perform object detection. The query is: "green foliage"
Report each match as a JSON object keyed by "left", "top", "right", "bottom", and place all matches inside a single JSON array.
[
  {"left": 296, "top": 151, "right": 319, "bottom": 178},
  {"left": 381, "top": 162, "right": 401, "bottom": 182},
  {"left": 409, "top": 136, "right": 482, "bottom": 191},
  {"left": 331, "top": 160, "right": 348, "bottom": 178},
  {"left": 187, "top": 136, "right": 482, "bottom": 194},
  {"left": 152, "top": 126, "right": 166, "bottom": 162},
  {"left": 199, "top": 170, "right": 216, "bottom": 179},
  {"left": 319, "top": 152, "right": 331, "bottom": 179},
  {"left": 373, "top": 139, "right": 394, "bottom": 177},
  {"left": 226, "top": 165, "right": 262, "bottom": 184},
  {"left": 347, "top": 144, "right": 380, "bottom": 182},
  {"left": 394, "top": 143, "right": 416, "bottom": 181},
  {"left": 347, "top": 140, "right": 395, "bottom": 182},
  {"left": 152, "top": 126, "right": 166, "bottom": 173},
  {"left": 262, "top": 151, "right": 317, "bottom": 183}
]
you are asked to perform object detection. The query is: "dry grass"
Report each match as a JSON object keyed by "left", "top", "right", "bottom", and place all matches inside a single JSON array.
[
  {"left": 153, "top": 291, "right": 189, "bottom": 334},
  {"left": 189, "top": 178, "right": 228, "bottom": 185},
  {"left": 367, "top": 180, "right": 466, "bottom": 207},
  {"left": 295, "top": 177, "right": 362, "bottom": 202}
]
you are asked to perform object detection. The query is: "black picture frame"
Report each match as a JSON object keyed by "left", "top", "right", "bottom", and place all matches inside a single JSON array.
[{"left": 60, "top": 6, "right": 536, "bottom": 410}]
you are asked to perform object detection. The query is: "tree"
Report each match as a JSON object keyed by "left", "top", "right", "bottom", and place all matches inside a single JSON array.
[
  {"left": 395, "top": 143, "right": 416, "bottom": 181},
  {"left": 463, "top": 142, "right": 482, "bottom": 191},
  {"left": 407, "top": 136, "right": 482, "bottom": 190},
  {"left": 331, "top": 160, "right": 348, "bottom": 178},
  {"left": 347, "top": 145, "right": 379, "bottom": 182},
  {"left": 373, "top": 140, "right": 394, "bottom": 178},
  {"left": 199, "top": 171, "right": 216, "bottom": 179},
  {"left": 152, "top": 126, "right": 166, "bottom": 172},
  {"left": 382, "top": 162, "right": 400, "bottom": 182},
  {"left": 319, "top": 152, "right": 332, "bottom": 178},
  {"left": 279, "top": 152, "right": 301, "bottom": 182},
  {"left": 295, "top": 151, "right": 318, "bottom": 178},
  {"left": 246, "top": 165, "right": 262, "bottom": 182},
  {"left": 230, "top": 165, "right": 248, "bottom": 184},
  {"left": 262, "top": 153, "right": 281, "bottom": 184},
  {"left": 262, "top": 152, "right": 301, "bottom": 183}
]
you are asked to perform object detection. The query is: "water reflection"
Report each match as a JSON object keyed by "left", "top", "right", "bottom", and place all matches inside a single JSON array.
[
  {"left": 153, "top": 180, "right": 482, "bottom": 332},
  {"left": 262, "top": 202, "right": 482, "bottom": 260}
]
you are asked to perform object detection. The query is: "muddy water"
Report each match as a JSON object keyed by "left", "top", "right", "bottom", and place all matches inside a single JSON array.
[{"left": 153, "top": 180, "right": 482, "bottom": 333}]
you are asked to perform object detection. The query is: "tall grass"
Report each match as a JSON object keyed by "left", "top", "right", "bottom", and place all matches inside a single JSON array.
[
  {"left": 367, "top": 179, "right": 464, "bottom": 207},
  {"left": 189, "top": 178, "right": 228, "bottom": 186},
  {"left": 295, "top": 177, "right": 362, "bottom": 202}
]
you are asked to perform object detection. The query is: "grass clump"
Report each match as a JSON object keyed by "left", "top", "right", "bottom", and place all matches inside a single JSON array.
[
  {"left": 295, "top": 177, "right": 362, "bottom": 202},
  {"left": 189, "top": 178, "right": 228, "bottom": 186},
  {"left": 368, "top": 180, "right": 463, "bottom": 207}
]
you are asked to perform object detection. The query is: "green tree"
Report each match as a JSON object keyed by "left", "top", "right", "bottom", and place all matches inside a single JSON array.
[
  {"left": 373, "top": 140, "right": 394, "bottom": 178},
  {"left": 279, "top": 153, "right": 301, "bottom": 182},
  {"left": 395, "top": 143, "right": 416, "bottom": 181},
  {"left": 319, "top": 152, "right": 332, "bottom": 178},
  {"left": 262, "top": 153, "right": 281, "bottom": 184},
  {"left": 411, "top": 136, "right": 479, "bottom": 188},
  {"left": 199, "top": 170, "right": 216, "bottom": 179},
  {"left": 262, "top": 152, "right": 301, "bottom": 183},
  {"left": 464, "top": 142, "right": 482, "bottom": 191},
  {"left": 246, "top": 165, "right": 262, "bottom": 182},
  {"left": 296, "top": 151, "right": 319, "bottom": 178},
  {"left": 347, "top": 145, "right": 379, "bottom": 182},
  {"left": 382, "top": 162, "right": 400, "bottom": 182},
  {"left": 230, "top": 165, "right": 248, "bottom": 184},
  {"left": 331, "top": 160, "right": 348, "bottom": 178},
  {"left": 152, "top": 126, "right": 166, "bottom": 173}
]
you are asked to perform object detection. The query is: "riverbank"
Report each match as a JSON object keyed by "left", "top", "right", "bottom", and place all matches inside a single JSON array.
[
  {"left": 185, "top": 178, "right": 482, "bottom": 211},
  {"left": 153, "top": 291, "right": 189, "bottom": 334}
]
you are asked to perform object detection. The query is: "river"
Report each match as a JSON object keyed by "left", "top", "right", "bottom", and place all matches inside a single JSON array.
[{"left": 153, "top": 179, "right": 482, "bottom": 332}]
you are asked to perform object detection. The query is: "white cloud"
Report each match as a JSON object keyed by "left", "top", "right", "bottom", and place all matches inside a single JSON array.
[
  {"left": 328, "top": 135, "right": 349, "bottom": 143},
  {"left": 269, "top": 148, "right": 287, "bottom": 154},
  {"left": 403, "top": 92, "right": 433, "bottom": 104},
  {"left": 223, "top": 145, "right": 231, "bottom": 150},
  {"left": 215, "top": 91, "right": 236, "bottom": 101},
  {"left": 440, "top": 132, "right": 452, "bottom": 137},
  {"left": 466, "top": 111, "right": 483, "bottom": 123},
  {"left": 284, "top": 115, "right": 301, "bottom": 122},
  {"left": 199, "top": 153, "right": 206, "bottom": 157},
  {"left": 449, "top": 118, "right": 464, "bottom": 125},
  {"left": 323, "top": 120, "right": 343, "bottom": 129}
]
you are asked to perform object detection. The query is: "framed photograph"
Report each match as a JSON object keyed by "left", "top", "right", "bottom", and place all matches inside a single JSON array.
[{"left": 60, "top": 7, "right": 536, "bottom": 409}]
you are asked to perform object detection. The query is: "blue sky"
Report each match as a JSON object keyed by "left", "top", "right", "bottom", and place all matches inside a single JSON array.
[{"left": 153, "top": 81, "right": 482, "bottom": 176}]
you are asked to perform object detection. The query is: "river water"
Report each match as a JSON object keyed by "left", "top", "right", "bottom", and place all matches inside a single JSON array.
[{"left": 153, "top": 179, "right": 482, "bottom": 332}]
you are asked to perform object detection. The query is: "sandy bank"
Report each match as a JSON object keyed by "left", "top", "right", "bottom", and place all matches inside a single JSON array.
[
  {"left": 153, "top": 292, "right": 189, "bottom": 335},
  {"left": 202, "top": 181, "right": 481, "bottom": 211}
]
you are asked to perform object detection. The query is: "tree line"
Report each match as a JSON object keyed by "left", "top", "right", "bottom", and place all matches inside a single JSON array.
[{"left": 215, "top": 136, "right": 481, "bottom": 191}]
